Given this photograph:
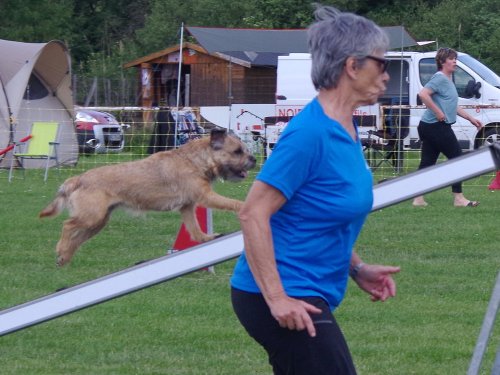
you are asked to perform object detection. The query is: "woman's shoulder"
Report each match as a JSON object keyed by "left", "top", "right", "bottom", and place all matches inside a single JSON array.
[
  {"left": 425, "top": 71, "right": 449, "bottom": 90},
  {"left": 429, "top": 71, "right": 447, "bottom": 82},
  {"left": 286, "top": 101, "right": 333, "bottom": 139}
]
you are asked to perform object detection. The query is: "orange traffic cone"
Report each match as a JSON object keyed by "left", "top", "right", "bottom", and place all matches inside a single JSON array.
[
  {"left": 169, "top": 206, "right": 214, "bottom": 272},
  {"left": 488, "top": 171, "right": 500, "bottom": 190},
  {"left": 171, "top": 206, "right": 210, "bottom": 251}
]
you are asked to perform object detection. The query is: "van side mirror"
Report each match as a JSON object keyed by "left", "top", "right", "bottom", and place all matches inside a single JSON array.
[
  {"left": 473, "top": 81, "right": 482, "bottom": 99},
  {"left": 465, "top": 80, "right": 482, "bottom": 99}
]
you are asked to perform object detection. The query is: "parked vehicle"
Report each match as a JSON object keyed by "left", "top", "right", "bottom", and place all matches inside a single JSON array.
[
  {"left": 74, "top": 109, "right": 129, "bottom": 154},
  {"left": 275, "top": 51, "right": 500, "bottom": 151}
]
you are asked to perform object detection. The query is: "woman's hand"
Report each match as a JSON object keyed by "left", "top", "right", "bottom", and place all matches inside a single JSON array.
[
  {"left": 470, "top": 117, "right": 483, "bottom": 129},
  {"left": 268, "top": 295, "right": 322, "bottom": 337},
  {"left": 353, "top": 263, "right": 401, "bottom": 302},
  {"left": 457, "top": 107, "right": 483, "bottom": 129}
]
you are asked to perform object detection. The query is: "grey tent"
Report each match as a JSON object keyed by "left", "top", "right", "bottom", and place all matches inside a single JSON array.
[
  {"left": 0, "top": 39, "right": 77, "bottom": 169},
  {"left": 186, "top": 26, "right": 417, "bottom": 66}
]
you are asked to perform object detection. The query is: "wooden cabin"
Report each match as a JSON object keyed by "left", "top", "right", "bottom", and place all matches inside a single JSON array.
[
  {"left": 124, "top": 26, "right": 417, "bottom": 110},
  {"left": 123, "top": 42, "right": 277, "bottom": 108}
]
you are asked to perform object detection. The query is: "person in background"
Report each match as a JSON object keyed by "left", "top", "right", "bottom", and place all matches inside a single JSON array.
[
  {"left": 412, "top": 47, "right": 483, "bottom": 207},
  {"left": 230, "top": 5, "right": 400, "bottom": 375}
]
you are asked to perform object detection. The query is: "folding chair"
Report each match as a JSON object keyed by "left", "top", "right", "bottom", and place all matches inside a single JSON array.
[
  {"left": 362, "top": 98, "right": 409, "bottom": 173},
  {"left": 9, "top": 122, "right": 60, "bottom": 182}
]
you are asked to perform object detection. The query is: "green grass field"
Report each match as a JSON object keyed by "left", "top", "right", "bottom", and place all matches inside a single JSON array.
[{"left": 1, "top": 157, "right": 500, "bottom": 374}]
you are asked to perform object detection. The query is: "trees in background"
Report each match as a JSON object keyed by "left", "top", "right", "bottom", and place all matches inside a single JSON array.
[{"left": 1, "top": 0, "right": 499, "bottom": 99}]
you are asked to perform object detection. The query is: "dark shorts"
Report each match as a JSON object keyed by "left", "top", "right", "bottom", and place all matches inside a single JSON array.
[{"left": 231, "top": 288, "right": 357, "bottom": 375}]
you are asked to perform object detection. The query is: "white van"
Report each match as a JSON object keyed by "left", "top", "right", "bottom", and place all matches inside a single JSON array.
[{"left": 275, "top": 51, "right": 500, "bottom": 151}]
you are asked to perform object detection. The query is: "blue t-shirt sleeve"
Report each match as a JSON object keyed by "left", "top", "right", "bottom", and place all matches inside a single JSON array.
[
  {"left": 423, "top": 72, "right": 458, "bottom": 123},
  {"left": 425, "top": 73, "right": 446, "bottom": 95},
  {"left": 257, "top": 124, "right": 318, "bottom": 200}
]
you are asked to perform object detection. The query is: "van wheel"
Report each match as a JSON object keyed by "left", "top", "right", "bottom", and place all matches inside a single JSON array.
[{"left": 474, "top": 127, "right": 500, "bottom": 149}]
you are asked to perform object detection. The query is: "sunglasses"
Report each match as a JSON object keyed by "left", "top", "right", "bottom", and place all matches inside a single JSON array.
[{"left": 365, "top": 55, "right": 390, "bottom": 73}]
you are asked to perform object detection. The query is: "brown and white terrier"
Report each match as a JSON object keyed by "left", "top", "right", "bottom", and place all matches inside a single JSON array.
[{"left": 40, "top": 129, "right": 256, "bottom": 266}]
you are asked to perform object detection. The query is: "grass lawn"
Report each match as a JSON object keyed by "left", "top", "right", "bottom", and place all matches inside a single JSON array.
[{"left": 1, "top": 155, "right": 500, "bottom": 374}]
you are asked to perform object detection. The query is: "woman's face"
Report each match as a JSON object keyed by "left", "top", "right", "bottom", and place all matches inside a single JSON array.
[
  {"left": 441, "top": 56, "right": 457, "bottom": 73},
  {"left": 355, "top": 53, "right": 390, "bottom": 106}
]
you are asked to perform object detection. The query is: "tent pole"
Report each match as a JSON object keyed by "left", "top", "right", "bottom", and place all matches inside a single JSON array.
[
  {"left": 396, "top": 25, "right": 405, "bottom": 172},
  {"left": 227, "top": 57, "right": 233, "bottom": 133},
  {"left": 0, "top": 75, "right": 14, "bottom": 146},
  {"left": 174, "top": 23, "right": 184, "bottom": 148}
]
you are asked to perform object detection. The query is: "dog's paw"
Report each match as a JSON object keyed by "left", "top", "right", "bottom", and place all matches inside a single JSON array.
[
  {"left": 56, "top": 255, "right": 67, "bottom": 267},
  {"left": 210, "top": 233, "right": 223, "bottom": 240},
  {"left": 193, "top": 233, "right": 217, "bottom": 243}
]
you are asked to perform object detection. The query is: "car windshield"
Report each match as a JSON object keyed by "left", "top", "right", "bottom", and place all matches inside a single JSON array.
[{"left": 458, "top": 54, "right": 500, "bottom": 88}]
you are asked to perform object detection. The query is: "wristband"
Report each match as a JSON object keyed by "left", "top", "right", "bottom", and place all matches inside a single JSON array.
[{"left": 349, "top": 262, "right": 365, "bottom": 279}]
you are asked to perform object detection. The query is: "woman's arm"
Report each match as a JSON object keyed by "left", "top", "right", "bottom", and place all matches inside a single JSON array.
[
  {"left": 419, "top": 87, "right": 446, "bottom": 122},
  {"left": 457, "top": 106, "right": 483, "bottom": 129},
  {"left": 239, "top": 180, "right": 321, "bottom": 336},
  {"left": 350, "top": 251, "right": 400, "bottom": 302},
  {"left": 239, "top": 180, "right": 286, "bottom": 303}
]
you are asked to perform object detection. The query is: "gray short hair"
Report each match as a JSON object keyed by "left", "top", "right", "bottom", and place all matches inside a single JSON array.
[{"left": 307, "top": 5, "right": 389, "bottom": 90}]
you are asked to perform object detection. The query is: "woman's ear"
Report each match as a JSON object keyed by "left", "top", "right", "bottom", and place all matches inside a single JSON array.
[{"left": 344, "top": 56, "right": 358, "bottom": 79}]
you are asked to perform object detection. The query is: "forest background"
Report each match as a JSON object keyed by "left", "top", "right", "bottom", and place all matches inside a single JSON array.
[{"left": 1, "top": 0, "right": 499, "bottom": 105}]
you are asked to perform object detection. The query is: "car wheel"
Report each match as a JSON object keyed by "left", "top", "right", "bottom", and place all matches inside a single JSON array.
[
  {"left": 474, "top": 126, "right": 500, "bottom": 149},
  {"left": 76, "top": 130, "right": 96, "bottom": 155}
]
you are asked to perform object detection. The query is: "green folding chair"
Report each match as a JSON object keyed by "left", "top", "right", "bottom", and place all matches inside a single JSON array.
[{"left": 9, "top": 122, "right": 60, "bottom": 182}]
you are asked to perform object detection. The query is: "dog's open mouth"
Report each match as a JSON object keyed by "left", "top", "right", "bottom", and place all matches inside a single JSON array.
[
  {"left": 224, "top": 157, "right": 256, "bottom": 181},
  {"left": 225, "top": 166, "right": 251, "bottom": 181},
  {"left": 232, "top": 168, "right": 249, "bottom": 180}
]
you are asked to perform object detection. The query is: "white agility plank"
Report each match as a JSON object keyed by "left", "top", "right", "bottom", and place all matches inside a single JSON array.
[
  {"left": 0, "top": 232, "right": 244, "bottom": 336},
  {"left": 373, "top": 144, "right": 500, "bottom": 209},
  {"left": 1, "top": 143, "right": 499, "bottom": 337}
]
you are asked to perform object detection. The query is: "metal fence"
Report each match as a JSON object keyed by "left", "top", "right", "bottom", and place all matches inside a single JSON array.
[
  {"left": 1, "top": 105, "right": 498, "bottom": 188},
  {"left": 72, "top": 75, "right": 140, "bottom": 107}
]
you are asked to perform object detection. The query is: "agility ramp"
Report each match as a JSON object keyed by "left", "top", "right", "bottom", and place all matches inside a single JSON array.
[{"left": 1, "top": 143, "right": 500, "bottom": 338}]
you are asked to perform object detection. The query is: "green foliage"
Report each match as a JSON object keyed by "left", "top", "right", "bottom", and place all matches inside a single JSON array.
[
  {"left": 368, "top": 0, "right": 500, "bottom": 72},
  {"left": 134, "top": 0, "right": 256, "bottom": 54},
  {"left": 459, "top": 1, "right": 500, "bottom": 72},
  {"left": 1, "top": 0, "right": 500, "bottom": 81},
  {"left": 69, "top": 0, "right": 151, "bottom": 65},
  {"left": 242, "top": 0, "right": 314, "bottom": 28},
  {"left": 0, "top": 0, "right": 73, "bottom": 43},
  {"left": 365, "top": 0, "right": 432, "bottom": 26}
]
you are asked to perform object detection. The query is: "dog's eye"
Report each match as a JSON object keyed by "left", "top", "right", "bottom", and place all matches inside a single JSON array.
[{"left": 234, "top": 147, "right": 244, "bottom": 155}]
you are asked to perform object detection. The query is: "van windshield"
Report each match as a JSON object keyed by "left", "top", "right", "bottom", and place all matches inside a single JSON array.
[{"left": 458, "top": 54, "right": 500, "bottom": 88}]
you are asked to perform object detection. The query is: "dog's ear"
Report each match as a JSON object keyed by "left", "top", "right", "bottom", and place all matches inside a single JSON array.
[{"left": 210, "top": 128, "right": 227, "bottom": 150}]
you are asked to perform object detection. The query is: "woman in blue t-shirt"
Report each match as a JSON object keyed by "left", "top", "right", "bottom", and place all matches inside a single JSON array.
[
  {"left": 412, "top": 47, "right": 483, "bottom": 207},
  {"left": 230, "top": 5, "right": 400, "bottom": 375}
]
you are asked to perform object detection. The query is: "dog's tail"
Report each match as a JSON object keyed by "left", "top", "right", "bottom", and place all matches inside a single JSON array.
[{"left": 39, "top": 177, "right": 80, "bottom": 218}]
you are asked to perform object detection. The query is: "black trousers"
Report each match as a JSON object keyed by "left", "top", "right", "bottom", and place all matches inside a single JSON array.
[
  {"left": 231, "top": 288, "right": 357, "bottom": 375},
  {"left": 417, "top": 121, "right": 463, "bottom": 193}
]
